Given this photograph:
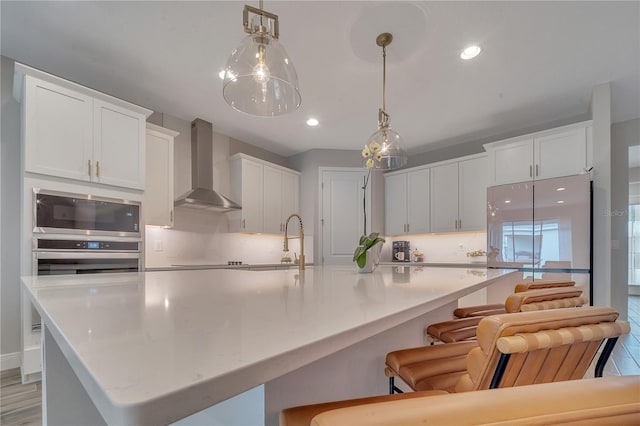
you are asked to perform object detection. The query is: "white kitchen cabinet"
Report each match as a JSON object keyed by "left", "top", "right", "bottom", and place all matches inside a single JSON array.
[
  {"left": 14, "top": 63, "right": 151, "bottom": 190},
  {"left": 384, "top": 168, "right": 429, "bottom": 235},
  {"left": 430, "top": 155, "right": 488, "bottom": 233},
  {"left": 385, "top": 173, "right": 408, "bottom": 235},
  {"left": 230, "top": 154, "right": 300, "bottom": 233},
  {"left": 534, "top": 128, "right": 587, "bottom": 180},
  {"left": 488, "top": 138, "right": 533, "bottom": 185},
  {"left": 22, "top": 76, "right": 94, "bottom": 182},
  {"left": 430, "top": 162, "right": 459, "bottom": 233},
  {"left": 263, "top": 165, "right": 283, "bottom": 234},
  {"left": 144, "top": 123, "right": 178, "bottom": 227},
  {"left": 458, "top": 156, "right": 488, "bottom": 231},
  {"left": 485, "top": 122, "right": 591, "bottom": 185},
  {"left": 232, "top": 157, "right": 264, "bottom": 232},
  {"left": 93, "top": 100, "right": 147, "bottom": 189},
  {"left": 281, "top": 170, "right": 299, "bottom": 229}
]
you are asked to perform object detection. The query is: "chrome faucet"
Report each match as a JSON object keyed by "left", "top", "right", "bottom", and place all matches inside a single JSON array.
[{"left": 283, "top": 214, "right": 305, "bottom": 271}]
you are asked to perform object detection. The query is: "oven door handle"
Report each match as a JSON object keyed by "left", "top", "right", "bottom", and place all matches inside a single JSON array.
[{"left": 34, "top": 251, "right": 140, "bottom": 260}]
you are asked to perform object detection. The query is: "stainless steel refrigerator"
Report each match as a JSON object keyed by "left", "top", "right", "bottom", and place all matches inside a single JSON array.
[{"left": 487, "top": 174, "right": 592, "bottom": 299}]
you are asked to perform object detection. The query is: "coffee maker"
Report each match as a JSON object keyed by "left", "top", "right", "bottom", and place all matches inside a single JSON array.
[{"left": 392, "top": 241, "right": 410, "bottom": 262}]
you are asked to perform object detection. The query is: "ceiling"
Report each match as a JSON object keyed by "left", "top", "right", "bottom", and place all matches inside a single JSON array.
[{"left": 2, "top": 1, "right": 638, "bottom": 157}]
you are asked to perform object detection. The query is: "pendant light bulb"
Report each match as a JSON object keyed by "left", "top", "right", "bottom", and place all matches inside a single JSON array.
[{"left": 252, "top": 44, "right": 271, "bottom": 83}]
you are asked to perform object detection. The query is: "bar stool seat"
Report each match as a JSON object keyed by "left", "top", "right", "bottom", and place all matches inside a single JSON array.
[{"left": 427, "top": 286, "right": 585, "bottom": 344}]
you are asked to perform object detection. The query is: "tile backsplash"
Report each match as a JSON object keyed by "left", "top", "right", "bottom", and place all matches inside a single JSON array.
[
  {"left": 145, "top": 208, "right": 308, "bottom": 268},
  {"left": 379, "top": 232, "right": 487, "bottom": 263}
]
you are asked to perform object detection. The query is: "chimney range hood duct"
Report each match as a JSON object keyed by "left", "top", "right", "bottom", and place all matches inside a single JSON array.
[{"left": 174, "top": 118, "right": 241, "bottom": 212}]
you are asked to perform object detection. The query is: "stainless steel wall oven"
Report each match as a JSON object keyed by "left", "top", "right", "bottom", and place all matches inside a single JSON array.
[
  {"left": 30, "top": 189, "right": 142, "bottom": 330},
  {"left": 33, "top": 188, "right": 140, "bottom": 237}
]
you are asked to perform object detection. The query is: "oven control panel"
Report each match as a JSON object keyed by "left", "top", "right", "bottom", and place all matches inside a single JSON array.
[{"left": 36, "top": 239, "right": 140, "bottom": 251}]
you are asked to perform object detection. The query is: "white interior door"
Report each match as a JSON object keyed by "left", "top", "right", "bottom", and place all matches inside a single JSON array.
[{"left": 321, "top": 169, "right": 370, "bottom": 265}]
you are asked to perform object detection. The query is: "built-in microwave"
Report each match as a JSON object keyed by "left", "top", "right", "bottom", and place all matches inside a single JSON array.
[{"left": 33, "top": 189, "right": 141, "bottom": 237}]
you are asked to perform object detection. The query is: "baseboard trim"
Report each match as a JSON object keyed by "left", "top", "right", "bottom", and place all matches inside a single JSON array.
[
  {"left": 629, "top": 285, "right": 640, "bottom": 296},
  {"left": 1, "top": 351, "right": 21, "bottom": 371}
]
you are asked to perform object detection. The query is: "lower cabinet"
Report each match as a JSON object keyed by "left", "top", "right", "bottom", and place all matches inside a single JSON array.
[
  {"left": 144, "top": 123, "right": 179, "bottom": 227},
  {"left": 230, "top": 154, "right": 300, "bottom": 233}
]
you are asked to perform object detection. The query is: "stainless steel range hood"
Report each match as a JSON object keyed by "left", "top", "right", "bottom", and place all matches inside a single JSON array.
[{"left": 174, "top": 119, "right": 241, "bottom": 212}]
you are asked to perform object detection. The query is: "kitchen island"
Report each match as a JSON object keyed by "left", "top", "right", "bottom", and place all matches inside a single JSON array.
[{"left": 22, "top": 265, "right": 515, "bottom": 425}]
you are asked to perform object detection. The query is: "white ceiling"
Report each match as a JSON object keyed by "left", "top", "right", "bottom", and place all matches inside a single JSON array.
[{"left": 2, "top": 1, "right": 638, "bottom": 157}]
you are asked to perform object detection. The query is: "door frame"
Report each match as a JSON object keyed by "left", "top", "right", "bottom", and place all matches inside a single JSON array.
[{"left": 318, "top": 167, "right": 371, "bottom": 265}]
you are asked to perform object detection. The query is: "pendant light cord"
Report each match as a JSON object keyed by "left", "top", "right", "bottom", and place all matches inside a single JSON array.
[{"left": 382, "top": 44, "right": 387, "bottom": 112}]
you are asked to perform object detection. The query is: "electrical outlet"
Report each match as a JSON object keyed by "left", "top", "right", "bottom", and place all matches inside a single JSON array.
[{"left": 154, "top": 239, "right": 164, "bottom": 252}]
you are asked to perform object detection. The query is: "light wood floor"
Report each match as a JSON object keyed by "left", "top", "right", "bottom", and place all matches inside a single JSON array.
[
  {"left": 0, "top": 368, "right": 41, "bottom": 426},
  {"left": 1, "top": 296, "right": 639, "bottom": 426}
]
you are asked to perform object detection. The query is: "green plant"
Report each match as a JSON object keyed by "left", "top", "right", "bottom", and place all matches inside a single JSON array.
[{"left": 353, "top": 232, "right": 385, "bottom": 268}]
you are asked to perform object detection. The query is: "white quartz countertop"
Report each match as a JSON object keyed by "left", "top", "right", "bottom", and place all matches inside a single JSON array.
[
  {"left": 145, "top": 263, "right": 314, "bottom": 272},
  {"left": 22, "top": 265, "right": 512, "bottom": 424}
]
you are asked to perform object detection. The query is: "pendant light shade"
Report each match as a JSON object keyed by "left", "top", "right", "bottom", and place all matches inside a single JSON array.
[
  {"left": 222, "top": 3, "right": 301, "bottom": 117},
  {"left": 369, "top": 126, "right": 406, "bottom": 170},
  {"left": 369, "top": 32, "right": 407, "bottom": 170}
]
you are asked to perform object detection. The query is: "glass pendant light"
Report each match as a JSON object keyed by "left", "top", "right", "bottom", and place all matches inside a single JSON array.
[
  {"left": 222, "top": 1, "right": 301, "bottom": 117},
  {"left": 369, "top": 33, "right": 407, "bottom": 169}
]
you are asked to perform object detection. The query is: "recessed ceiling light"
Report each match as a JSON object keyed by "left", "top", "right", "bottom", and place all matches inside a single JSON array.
[
  {"left": 504, "top": 200, "right": 511, "bottom": 204},
  {"left": 306, "top": 118, "right": 319, "bottom": 127},
  {"left": 460, "top": 45, "right": 481, "bottom": 60},
  {"left": 556, "top": 187, "right": 566, "bottom": 191},
  {"left": 557, "top": 200, "right": 565, "bottom": 204},
  {"left": 218, "top": 70, "right": 226, "bottom": 80}
]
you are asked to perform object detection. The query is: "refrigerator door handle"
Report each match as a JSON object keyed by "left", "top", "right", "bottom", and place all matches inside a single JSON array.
[{"left": 530, "top": 164, "right": 533, "bottom": 177}]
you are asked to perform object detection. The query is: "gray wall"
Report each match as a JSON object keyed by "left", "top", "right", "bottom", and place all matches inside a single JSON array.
[
  {"left": 612, "top": 118, "right": 640, "bottom": 302},
  {"left": 1, "top": 55, "right": 22, "bottom": 355}
]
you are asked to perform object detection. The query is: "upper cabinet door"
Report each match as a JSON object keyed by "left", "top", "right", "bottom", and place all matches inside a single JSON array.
[
  {"left": 490, "top": 139, "right": 534, "bottom": 185},
  {"left": 385, "top": 173, "right": 408, "bottom": 235},
  {"left": 281, "top": 171, "right": 299, "bottom": 228},
  {"left": 263, "top": 165, "right": 283, "bottom": 234},
  {"left": 240, "top": 159, "right": 264, "bottom": 232},
  {"left": 534, "top": 128, "right": 586, "bottom": 180},
  {"left": 23, "top": 76, "right": 93, "bottom": 182},
  {"left": 430, "top": 162, "right": 459, "bottom": 233},
  {"left": 458, "top": 156, "right": 488, "bottom": 231},
  {"left": 144, "top": 125, "right": 177, "bottom": 227},
  {"left": 407, "top": 169, "right": 430, "bottom": 234},
  {"left": 93, "top": 99, "right": 146, "bottom": 190}
]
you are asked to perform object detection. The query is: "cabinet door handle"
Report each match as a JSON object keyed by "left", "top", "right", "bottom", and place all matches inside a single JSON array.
[
  {"left": 529, "top": 165, "right": 533, "bottom": 177},
  {"left": 459, "top": 219, "right": 462, "bottom": 230},
  {"left": 170, "top": 210, "right": 173, "bottom": 223},
  {"left": 96, "top": 161, "right": 100, "bottom": 178},
  {"left": 88, "top": 160, "right": 92, "bottom": 177},
  {"left": 407, "top": 223, "right": 410, "bottom": 233},
  {"left": 536, "top": 164, "right": 539, "bottom": 176},
  {"left": 242, "top": 219, "right": 246, "bottom": 229}
]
